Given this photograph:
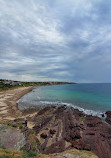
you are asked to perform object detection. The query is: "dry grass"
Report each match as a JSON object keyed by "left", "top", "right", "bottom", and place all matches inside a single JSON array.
[
  {"left": 0, "top": 148, "right": 22, "bottom": 158},
  {"left": 37, "top": 149, "right": 98, "bottom": 158},
  {"left": 0, "top": 148, "right": 98, "bottom": 158}
]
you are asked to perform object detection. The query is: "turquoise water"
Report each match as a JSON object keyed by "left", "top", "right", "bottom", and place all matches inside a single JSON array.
[{"left": 18, "top": 84, "right": 111, "bottom": 116}]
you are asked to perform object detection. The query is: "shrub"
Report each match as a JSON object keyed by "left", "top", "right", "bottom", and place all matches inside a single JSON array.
[{"left": 23, "top": 151, "right": 37, "bottom": 158}]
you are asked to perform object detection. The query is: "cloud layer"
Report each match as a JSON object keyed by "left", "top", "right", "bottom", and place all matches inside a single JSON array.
[{"left": 0, "top": 0, "right": 111, "bottom": 82}]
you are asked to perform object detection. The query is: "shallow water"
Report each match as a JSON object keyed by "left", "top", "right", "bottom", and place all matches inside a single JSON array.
[{"left": 18, "top": 83, "right": 111, "bottom": 116}]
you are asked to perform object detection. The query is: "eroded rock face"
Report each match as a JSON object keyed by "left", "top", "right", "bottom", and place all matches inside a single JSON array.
[
  {"left": 0, "top": 124, "right": 26, "bottom": 150},
  {"left": 29, "top": 106, "right": 111, "bottom": 158}
]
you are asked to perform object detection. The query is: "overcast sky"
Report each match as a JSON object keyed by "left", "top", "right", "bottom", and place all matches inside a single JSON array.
[{"left": 0, "top": 0, "right": 111, "bottom": 82}]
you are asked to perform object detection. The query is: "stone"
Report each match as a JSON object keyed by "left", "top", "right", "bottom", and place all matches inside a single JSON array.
[
  {"left": 101, "top": 114, "right": 105, "bottom": 117},
  {"left": 50, "top": 129, "right": 56, "bottom": 135},
  {"left": 40, "top": 133, "right": 47, "bottom": 139}
]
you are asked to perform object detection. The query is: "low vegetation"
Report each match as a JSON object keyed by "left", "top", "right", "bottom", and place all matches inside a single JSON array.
[
  {"left": 0, "top": 148, "right": 98, "bottom": 158},
  {"left": 0, "top": 79, "right": 76, "bottom": 91}
]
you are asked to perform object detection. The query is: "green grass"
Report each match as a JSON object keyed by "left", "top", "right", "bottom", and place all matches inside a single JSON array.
[
  {"left": 23, "top": 151, "right": 37, "bottom": 158},
  {"left": 0, "top": 156, "right": 9, "bottom": 158},
  {"left": 0, "top": 156, "right": 19, "bottom": 158},
  {"left": 0, "top": 148, "right": 37, "bottom": 158},
  {"left": 0, "top": 146, "right": 6, "bottom": 150},
  {"left": 79, "top": 117, "right": 84, "bottom": 122}
]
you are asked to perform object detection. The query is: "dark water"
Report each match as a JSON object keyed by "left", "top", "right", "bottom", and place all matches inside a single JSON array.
[{"left": 18, "top": 83, "right": 111, "bottom": 116}]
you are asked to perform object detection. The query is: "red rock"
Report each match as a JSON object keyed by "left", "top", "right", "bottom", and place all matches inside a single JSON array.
[
  {"left": 84, "top": 144, "right": 91, "bottom": 151},
  {"left": 72, "top": 139, "right": 84, "bottom": 150},
  {"left": 43, "top": 140, "right": 65, "bottom": 154},
  {"left": 31, "top": 106, "right": 111, "bottom": 158}
]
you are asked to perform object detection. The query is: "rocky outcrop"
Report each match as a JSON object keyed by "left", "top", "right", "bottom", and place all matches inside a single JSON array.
[
  {"left": 1, "top": 105, "right": 110, "bottom": 158},
  {"left": 0, "top": 124, "right": 26, "bottom": 150},
  {"left": 29, "top": 106, "right": 111, "bottom": 158}
]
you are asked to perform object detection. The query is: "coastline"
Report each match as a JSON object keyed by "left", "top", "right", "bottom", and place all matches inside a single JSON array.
[
  {"left": 0, "top": 86, "right": 35, "bottom": 122},
  {"left": 0, "top": 86, "right": 111, "bottom": 158}
]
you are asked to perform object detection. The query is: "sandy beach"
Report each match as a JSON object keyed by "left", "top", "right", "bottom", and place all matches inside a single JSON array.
[{"left": 0, "top": 86, "right": 34, "bottom": 122}]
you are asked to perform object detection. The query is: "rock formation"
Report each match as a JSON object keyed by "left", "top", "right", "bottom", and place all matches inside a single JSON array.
[{"left": 25, "top": 106, "right": 111, "bottom": 158}]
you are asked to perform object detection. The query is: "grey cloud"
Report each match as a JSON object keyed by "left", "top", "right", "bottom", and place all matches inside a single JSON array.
[{"left": 0, "top": 0, "right": 111, "bottom": 82}]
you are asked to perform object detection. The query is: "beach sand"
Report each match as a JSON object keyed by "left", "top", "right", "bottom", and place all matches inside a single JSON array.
[{"left": 0, "top": 86, "right": 35, "bottom": 122}]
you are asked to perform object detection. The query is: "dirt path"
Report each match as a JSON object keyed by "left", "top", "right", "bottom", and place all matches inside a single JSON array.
[{"left": 0, "top": 86, "right": 34, "bottom": 122}]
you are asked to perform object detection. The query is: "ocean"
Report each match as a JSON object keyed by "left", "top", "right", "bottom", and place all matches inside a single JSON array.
[{"left": 18, "top": 83, "right": 111, "bottom": 117}]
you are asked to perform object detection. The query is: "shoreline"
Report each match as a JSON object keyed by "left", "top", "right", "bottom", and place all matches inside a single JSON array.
[
  {"left": 0, "top": 86, "right": 35, "bottom": 122},
  {"left": 0, "top": 86, "right": 111, "bottom": 158}
]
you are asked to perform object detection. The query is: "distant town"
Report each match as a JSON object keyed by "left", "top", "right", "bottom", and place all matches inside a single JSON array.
[{"left": 0, "top": 79, "right": 76, "bottom": 91}]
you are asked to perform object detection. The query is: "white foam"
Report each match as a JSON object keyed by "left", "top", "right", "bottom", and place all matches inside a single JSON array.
[{"left": 40, "top": 101, "right": 105, "bottom": 118}]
